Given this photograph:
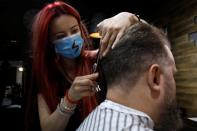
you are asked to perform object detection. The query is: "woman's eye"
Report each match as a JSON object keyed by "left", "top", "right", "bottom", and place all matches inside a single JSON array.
[
  {"left": 71, "top": 28, "right": 79, "bottom": 35},
  {"left": 55, "top": 34, "right": 65, "bottom": 40}
]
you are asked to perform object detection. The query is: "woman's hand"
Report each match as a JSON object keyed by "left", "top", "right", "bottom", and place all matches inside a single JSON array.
[
  {"left": 67, "top": 73, "right": 98, "bottom": 102},
  {"left": 97, "top": 12, "right": 140, "bottom": 57}
]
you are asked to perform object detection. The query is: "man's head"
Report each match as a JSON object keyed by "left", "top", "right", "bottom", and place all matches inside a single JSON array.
[{"left": 100, "top": 23, "right": 182, "bottom": 130}]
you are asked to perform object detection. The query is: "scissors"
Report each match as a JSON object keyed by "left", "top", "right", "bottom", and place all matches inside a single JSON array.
[
  {"left": 92, "top": 46, "right": 101, "bottom": 92},
  {"left": 90, "top": 32, "right": 102, "bottom": 92}
]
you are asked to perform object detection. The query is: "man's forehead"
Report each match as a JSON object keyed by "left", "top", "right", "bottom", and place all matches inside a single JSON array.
[
  {"left": 164, "top": 44, "right": 176, "bottom": 70},
  {"left": 164, "top": 44, "right": 174, "bottom": 59}
]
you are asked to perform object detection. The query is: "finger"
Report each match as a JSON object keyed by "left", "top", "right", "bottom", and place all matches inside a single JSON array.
[
  {"left": 111, "top": 29, "right": 124, "bottom": 49},
  {"left": 141, "top": 19, "right": 148, "bottom": 24},
  {"left": 96, "top": 20, "right": 103, "bottom": 31},
  {"left": 84, "top": 50, "right": 98, "bottom": 59},
  {"left": 101, "top": 29, "right": 113, "bottom": 45},
  {"left": 80, "top": 91, "right": 95, "bottom": 97},
  {"left": 96, "top": 19, "right": 108, "bottom": 32},
  {"left": 75, "top": 85, "right": 96, "bottom": 92},
  {"left": 79, "top": 83, "right": 99, "bottom": 92},
  {"left": 100, "top": 31, "right": 112, "bottom": 56},
  {"left": 97, "top": 21, "right": 107, "bottom": 40},
  {"left": 75, "top": 79, "right": 97, "bottom": 87},
  {"left": 102, "top": 31, "right": 118, "bottom": 57},
  {"left": 75, "top": 73, "right": 98, "bottom": 80},
  {"left": 109, "top": 30, "right": 118, "bottom": 46},
  {"left": 96, "top": 24, "right": 104, "bottom": 43},
  {"left": 96, "top": 24, "right": 103, "bottom": 36},
  {"left": 92, "top": 81, "right": 98, "bottom": 86},
  {"left": 100, "top": 28, "right": 107, "bottom": 41}
]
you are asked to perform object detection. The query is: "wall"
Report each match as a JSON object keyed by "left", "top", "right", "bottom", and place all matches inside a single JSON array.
[{"left": 152, "top": 0, "right": 197, "bottom": 116}]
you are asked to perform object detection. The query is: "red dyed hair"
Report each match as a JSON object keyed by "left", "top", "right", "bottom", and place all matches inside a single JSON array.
[{"left": 31, "top": 1, "right": 97, "bottom": 119}]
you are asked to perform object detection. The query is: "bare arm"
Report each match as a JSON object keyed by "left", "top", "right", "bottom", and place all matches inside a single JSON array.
[
  {"left": 38, "top": 94, "right": 72, "bottom": 131},
  {"left": 37, "top": 73, "right": 98, "bottom": 131}
]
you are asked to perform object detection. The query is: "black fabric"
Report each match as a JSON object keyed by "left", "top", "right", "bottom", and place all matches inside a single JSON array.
[
  {"left": 65, "top": 108, "right": 82, "bottom": 131},
  {"left": 179, "top": 118, "right": 197, "bottom": 131}
]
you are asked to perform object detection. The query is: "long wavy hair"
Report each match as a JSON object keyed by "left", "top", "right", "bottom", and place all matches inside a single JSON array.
[{"left": 25, "top": 1, "right": 97, "bottom": 131}]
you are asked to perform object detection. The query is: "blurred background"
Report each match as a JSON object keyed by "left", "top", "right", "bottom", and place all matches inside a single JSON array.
[{"left": 0, "top": 0, "right": 197, "bottom": 130}]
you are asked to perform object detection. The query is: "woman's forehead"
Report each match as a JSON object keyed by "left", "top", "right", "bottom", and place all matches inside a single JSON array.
[{"left": 50, "top": 14, "right": 78, "bottom": 32}]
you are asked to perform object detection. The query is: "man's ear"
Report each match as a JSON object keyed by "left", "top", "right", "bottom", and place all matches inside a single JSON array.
[{"left": 147, "top": 64, "right": 162, "bottom": 91}]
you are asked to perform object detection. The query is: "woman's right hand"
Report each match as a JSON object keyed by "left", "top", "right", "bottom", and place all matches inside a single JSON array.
[
  {"left": 97, "top": 12, "right": 139, "bottom": 57},
  {"left": 67, "top": 73, "right": 99, "bottom": 102}
]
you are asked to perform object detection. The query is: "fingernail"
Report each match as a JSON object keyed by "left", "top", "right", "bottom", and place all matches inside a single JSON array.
[
  {"left": 102, "top": 52, "right": 106, "bottom": 57},
  {"left": 94, "top": 72, "right": 99, "bottom": 76}
]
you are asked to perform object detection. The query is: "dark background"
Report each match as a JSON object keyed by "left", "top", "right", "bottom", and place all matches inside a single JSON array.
[
  {"left": 1, "top": 0, "right": 197, "bottom": 131},
  {"left": 0, "top": 0, "right": 168, "bottom": 61},
  {"left": 0, "top": 1, "right": 168, "bottom": 130}
]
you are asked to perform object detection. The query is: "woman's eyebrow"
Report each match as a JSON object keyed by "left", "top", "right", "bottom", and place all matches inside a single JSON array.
[{"left": 70, "top": 25, "right": 79, "bottom": 29}]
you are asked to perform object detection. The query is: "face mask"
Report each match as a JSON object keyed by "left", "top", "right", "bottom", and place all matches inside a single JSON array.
[{"left": 53, "top": 32, "right": 84, "bottom": 58}]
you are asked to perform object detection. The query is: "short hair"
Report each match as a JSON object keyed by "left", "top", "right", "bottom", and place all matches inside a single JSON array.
[{"left": 100, "top": 23, "right": 171, "bottom": 89}]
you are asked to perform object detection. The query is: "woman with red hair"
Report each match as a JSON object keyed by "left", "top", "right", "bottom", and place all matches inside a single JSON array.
[{"left": 25, "top": 1, "right": 140, "bottom": 131}]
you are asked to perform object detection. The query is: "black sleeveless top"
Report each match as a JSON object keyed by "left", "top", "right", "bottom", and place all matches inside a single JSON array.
[{"left": 65, "top": 107, "right": 82, "bottom": 131}]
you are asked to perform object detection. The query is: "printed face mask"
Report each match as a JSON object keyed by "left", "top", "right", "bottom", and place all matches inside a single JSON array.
[{"left": 53, "top": 32, "right": 84, "bottom": 58}]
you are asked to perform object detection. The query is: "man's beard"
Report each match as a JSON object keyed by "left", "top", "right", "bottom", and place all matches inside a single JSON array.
[{"left": 154, "top": 81, "right": 183, "bottom": 131}]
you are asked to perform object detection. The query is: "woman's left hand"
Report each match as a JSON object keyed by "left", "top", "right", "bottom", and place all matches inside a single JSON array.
[
  {"left": 67, "top": 73, "right": 99, "bottom": 102},
  {"left": 97, "top": 12, "right": 139, "bottom": 57}
]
